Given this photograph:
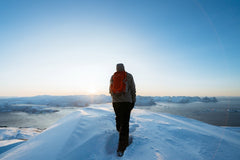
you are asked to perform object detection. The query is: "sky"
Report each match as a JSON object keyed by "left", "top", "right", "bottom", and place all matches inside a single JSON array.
[{"left": 0, "top": 0, "right": 240, "bottom": 97}]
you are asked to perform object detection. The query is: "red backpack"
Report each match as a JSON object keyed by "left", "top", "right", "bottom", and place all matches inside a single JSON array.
[{"left": 110, "top": 71, "right": 127, "bottom": 94}]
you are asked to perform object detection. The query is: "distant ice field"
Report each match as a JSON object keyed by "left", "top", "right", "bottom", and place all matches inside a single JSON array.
[
  {"left": 139, "top": 97, "right": 240, "bottom": 126},
  {"left": 0, "top": 96, "right": 239, "bottom": 129}
]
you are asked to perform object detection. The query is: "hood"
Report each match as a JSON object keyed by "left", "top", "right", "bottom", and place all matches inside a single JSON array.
[{"left": 116, "top": 63, "right": 125, "bottom": 72}]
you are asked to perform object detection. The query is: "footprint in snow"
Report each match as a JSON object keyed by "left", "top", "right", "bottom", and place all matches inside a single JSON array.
[{"left": 105, "top": 131, "right": 119, "bottom": 154}]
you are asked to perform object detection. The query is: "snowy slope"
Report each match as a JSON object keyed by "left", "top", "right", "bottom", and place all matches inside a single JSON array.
[
  {"left": 0, "top": 127, "right": 41, "bottom": 141},
  {"left": 0, "top": 104, "right": 240, "bottom": 160}
]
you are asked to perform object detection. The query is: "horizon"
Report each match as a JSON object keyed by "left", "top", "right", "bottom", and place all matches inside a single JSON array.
[
  {"left": 0, "top": 94, "right": 239, "bottom": 99},
  {"left": 1, "top": 0, "right": 240, "bottom": 97}
]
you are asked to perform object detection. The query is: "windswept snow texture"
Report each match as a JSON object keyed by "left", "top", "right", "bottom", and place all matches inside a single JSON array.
[
  {"left": 0, "top": 104, "right": 239, "bottom": 160},
  {"left": 0, "top": 127, "right": 42, "bottom": 154},
  {"left": 0, "top": 95, "right": 217, "bottom": 113},
  {"left": 0, "top": 127, "right": 41, "bottom": 141}
]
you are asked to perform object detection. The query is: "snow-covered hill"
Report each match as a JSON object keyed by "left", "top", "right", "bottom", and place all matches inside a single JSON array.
[{"left": 0, "top": 104, "right": 239, "bottom": 160}]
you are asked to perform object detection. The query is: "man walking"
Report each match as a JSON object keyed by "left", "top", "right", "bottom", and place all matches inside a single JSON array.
[{"left": 109, "top": 63, "right": 136, "bottom": 156}]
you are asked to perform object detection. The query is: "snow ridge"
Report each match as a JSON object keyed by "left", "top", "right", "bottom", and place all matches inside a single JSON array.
[{"left": 0, "top": 104, "right": 239, "bottom": 160}]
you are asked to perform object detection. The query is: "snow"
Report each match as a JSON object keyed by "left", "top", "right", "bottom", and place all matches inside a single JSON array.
[
  {"left": 0, "top": 140, "right": 24, "bottom": 156},
  {"left": 0, "top": 127, "right": 42, "bottom": 141},
  {"left": 0, "top": 127, "right": 42, "bottom": 155},
  {"left": 0, "top": 104, "right": 239, "bottom": 160}
]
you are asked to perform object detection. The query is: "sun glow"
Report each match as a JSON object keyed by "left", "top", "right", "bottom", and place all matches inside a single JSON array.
[{"left": 88, "top": 88, "right": 97, "bottom": 95}]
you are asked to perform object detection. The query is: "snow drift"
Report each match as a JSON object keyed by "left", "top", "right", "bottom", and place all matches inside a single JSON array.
[
  {"left": 0, "top": 104, "right": 239, "bottom": 160},
  {"left": 0, "top": 127, "right": 41, "bottom": 141},
  {"left": 0, "top": 127, "right": 42, "bottom": 155}
]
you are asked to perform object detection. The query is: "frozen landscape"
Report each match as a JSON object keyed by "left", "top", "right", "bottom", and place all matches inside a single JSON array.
[
  {"left": 0, "top": 95, "right": 217, "bottom": 114},
  {"left": 1, "top": 0, "right": 240, "bottom": 159},
  {"left": 2, "top": 95, "right": 239, "bottom": 127},
  {"left": 0, "top": 104, "right": 240, "bottom": 160}
]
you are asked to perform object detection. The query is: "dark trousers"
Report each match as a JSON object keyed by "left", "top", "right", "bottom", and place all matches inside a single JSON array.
[{"left": 113, "top": 102, "right": 133, "bottom": 151}]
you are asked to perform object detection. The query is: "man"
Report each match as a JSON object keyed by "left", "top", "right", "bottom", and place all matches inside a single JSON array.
[{"left": 109, "top": 63, "right": 136, "bottom": 156}]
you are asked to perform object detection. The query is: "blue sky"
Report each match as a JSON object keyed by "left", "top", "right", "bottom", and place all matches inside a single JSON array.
[{"left": 0, "top": 0, "right": 240, "bottom": 96}]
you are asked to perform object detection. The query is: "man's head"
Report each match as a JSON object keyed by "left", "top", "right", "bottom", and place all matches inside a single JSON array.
[{"left": 116, "top": 63, "right": 125, "bottom": 72}]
